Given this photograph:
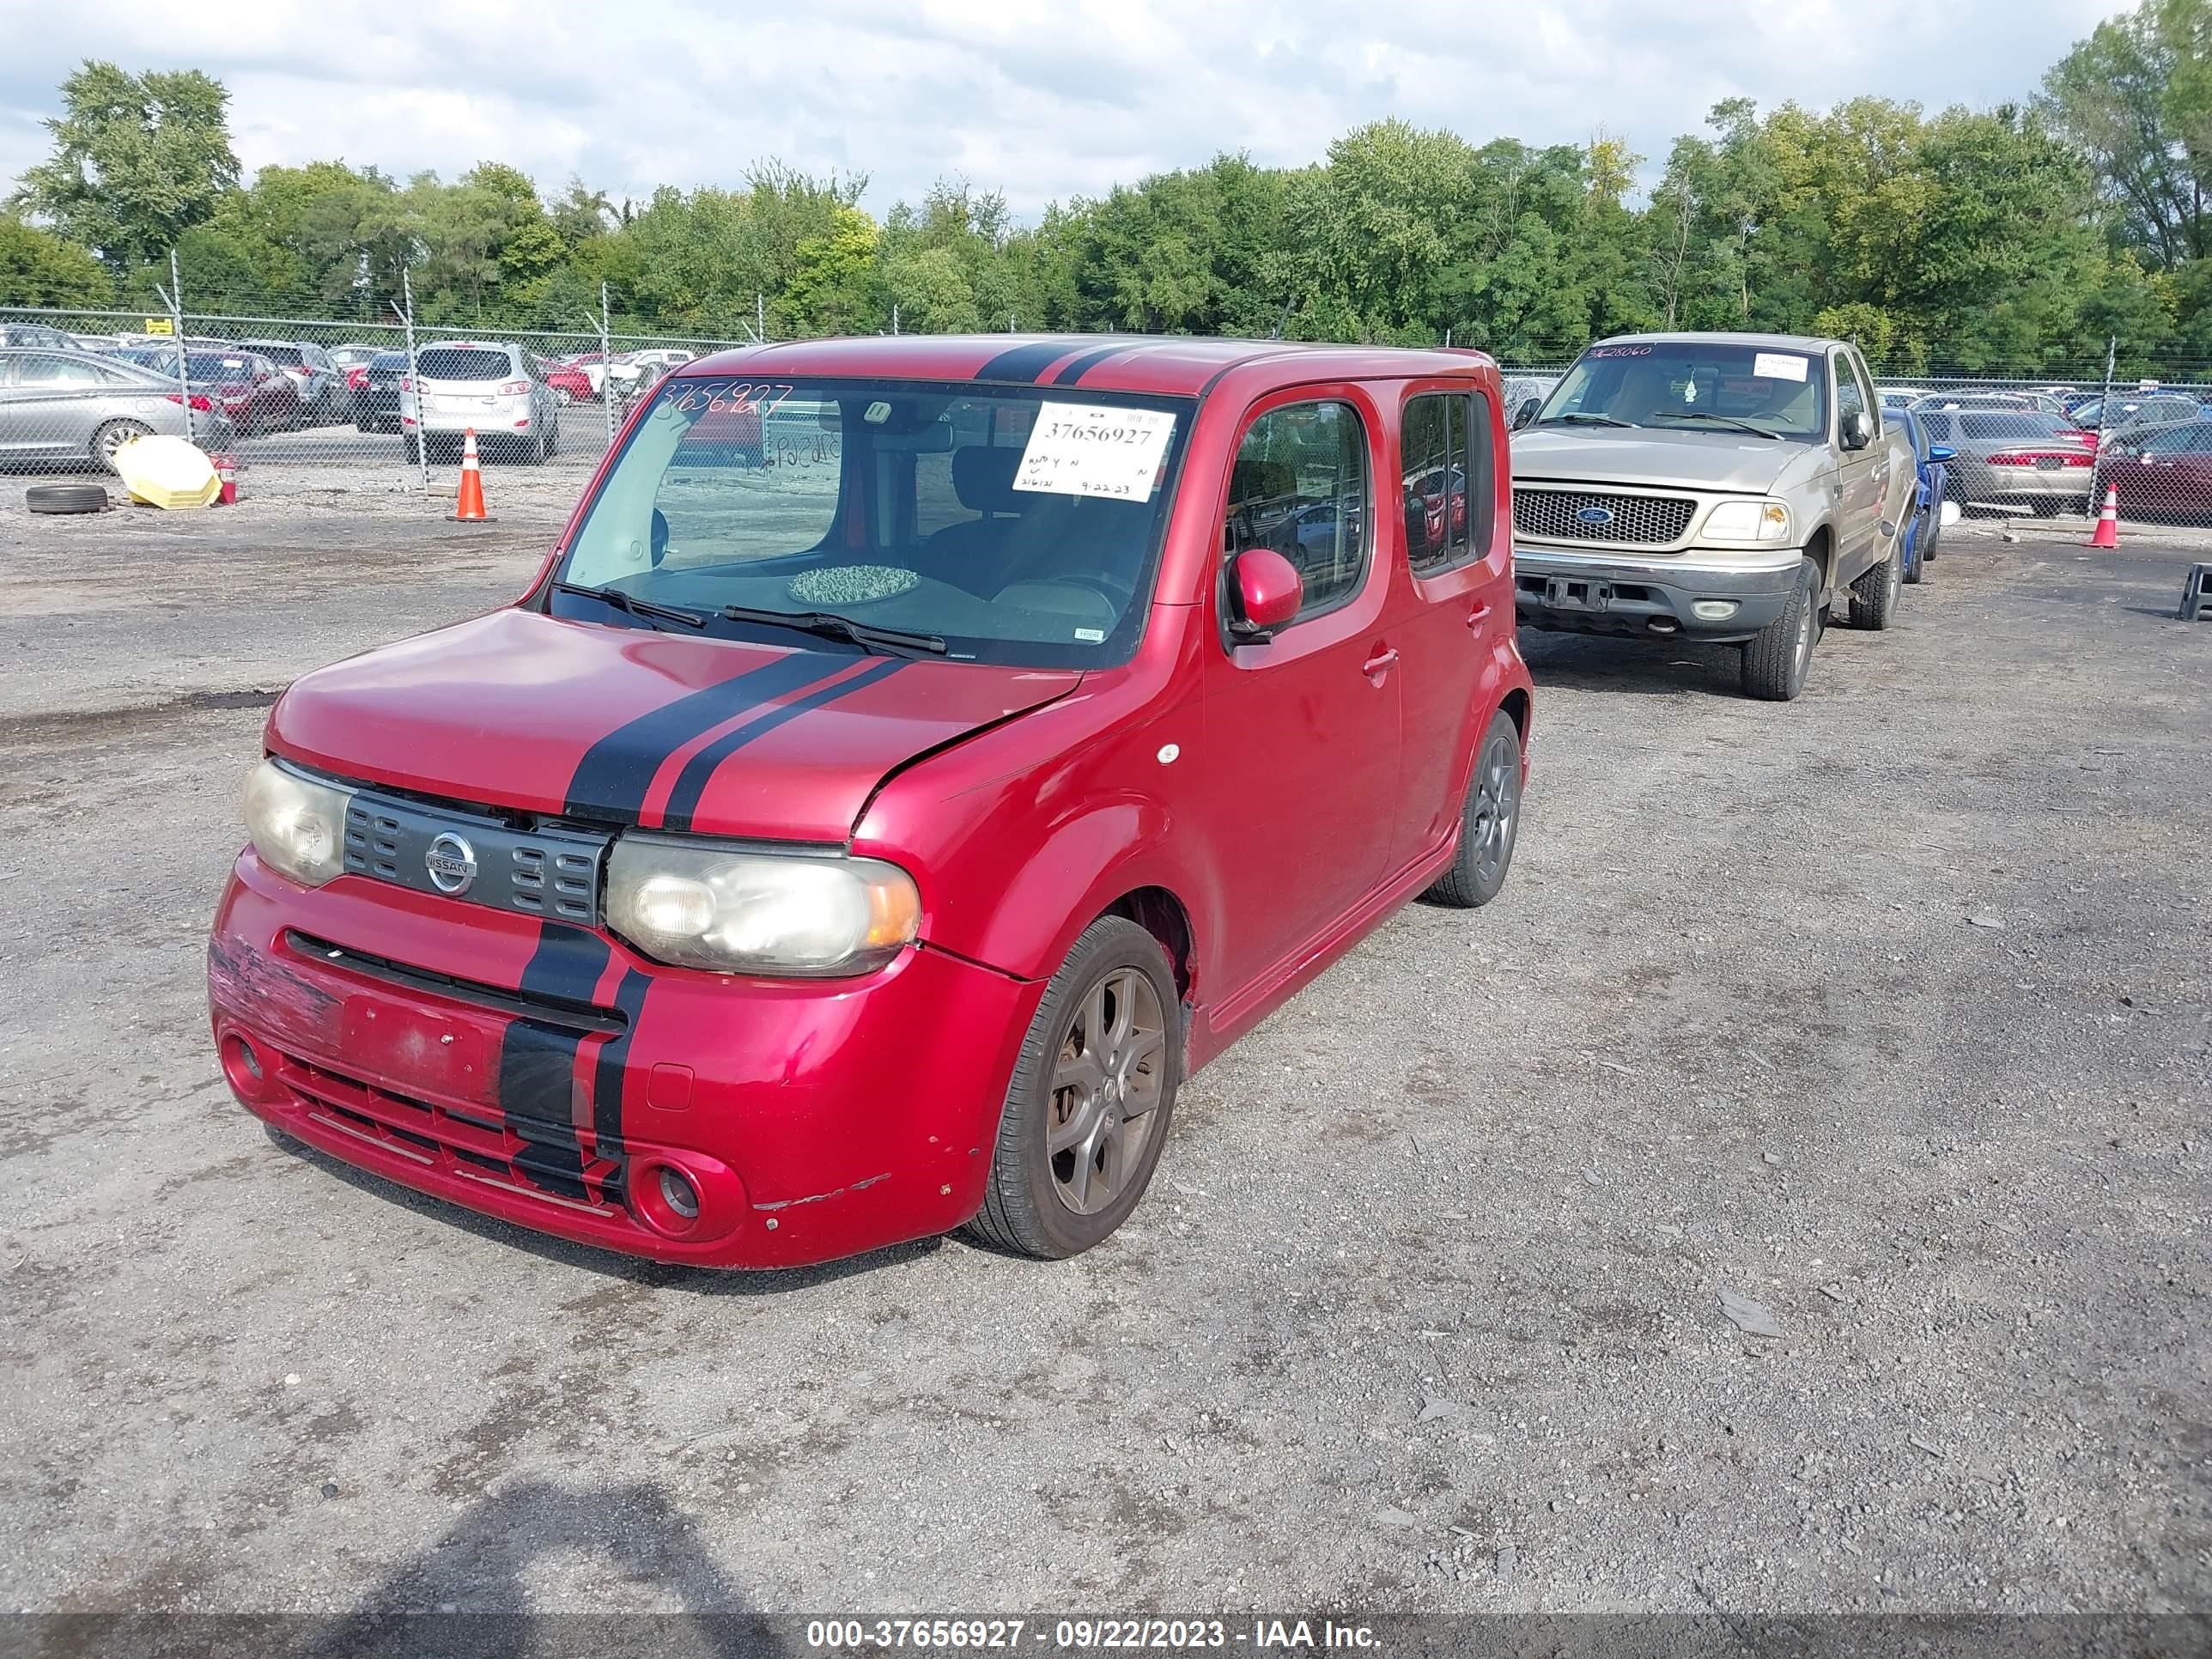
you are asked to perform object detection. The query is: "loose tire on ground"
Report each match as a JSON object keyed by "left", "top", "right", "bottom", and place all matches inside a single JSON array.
[
  {"left": 1849, "top": 542, "right": 1904, "bottom": 629},
  {"left": 965, "top": 915, "right": 1181, "bottom": 1261},
  {"left": 1422, "top": 708, "right": 1523, "bottom": 909},
  {"left": 27, "top": 483, "right": 111, "bottom": 515},
  {"left": 1741, "top": 556, "right": 1820, "bottom": 701}
]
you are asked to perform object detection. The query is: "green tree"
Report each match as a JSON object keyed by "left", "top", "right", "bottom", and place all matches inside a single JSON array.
[
  {"left": 0, "top": 217, "right": 112, "bottom": 306},
  {"left": 9, "top": 61, "right": 240, "bottom": 270}
]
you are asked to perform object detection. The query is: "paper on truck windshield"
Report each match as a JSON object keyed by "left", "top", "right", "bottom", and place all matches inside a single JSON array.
[
  {"left": 1752, "top": 352, "right": 1809, "bottom": 382},
  {"left": 1013, "top": 403, "right": 1176, "bottom": 501}
]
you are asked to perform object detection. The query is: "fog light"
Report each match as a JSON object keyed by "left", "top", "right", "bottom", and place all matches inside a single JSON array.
[
  {"left": 220, "top": 1031, "right": 276, "bottom": 1102},
  {"left": 1692, "top": 599, "right": 1740, "bottom": 621},
  {"left": 659, "top": 1167, "right": 701, "bottom": 1219}
]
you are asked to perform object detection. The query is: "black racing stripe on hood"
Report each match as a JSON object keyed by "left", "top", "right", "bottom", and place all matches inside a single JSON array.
[
  {"left": 1049, "top": 343, "right": 1131, "bottom": 385},
  {"left": 562, "top": 650, "right": 844, "bottom": 821},
  {"left": 658, "top": 659, "right": 905, "bottom": 835},
  {"left": 974, "top": 341, "right": 1074, "bottom": 384},
  {"left": 494, "top": 923, "right": 611, "bottom": 1200}
]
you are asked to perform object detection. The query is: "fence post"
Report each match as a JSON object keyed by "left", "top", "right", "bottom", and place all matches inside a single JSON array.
[
  {"left": 891, "top": 303, "right": 899, "bottom": 336},
  {"left": 398, "top": 270, "right": 428, "bottom": 495},
  {"left": 159, "top": 249, "right": 193, "bottom": 445},
  {"left": 2099, "top": 335, "right": 2117, "bottom": 431},
  {"left": 600, "top": 282, "right": 615, "bottom": 456},
  {"left": 757, "top": 292, "right": 766, "bottom": 345}
]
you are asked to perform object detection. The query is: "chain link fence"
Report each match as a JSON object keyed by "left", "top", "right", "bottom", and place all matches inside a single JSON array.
[{"left": 9, "top": 286, "right": 2212, "bottom": 532}]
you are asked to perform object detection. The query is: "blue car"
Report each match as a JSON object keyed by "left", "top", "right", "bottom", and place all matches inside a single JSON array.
[{"left": 1896, "top": 409, "right": 1953, "bottom": 585}]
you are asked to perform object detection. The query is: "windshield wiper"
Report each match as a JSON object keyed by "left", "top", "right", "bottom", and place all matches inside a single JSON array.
[
  {"left": 553, "top": 580, "right": 708, "bottom": 630},
  {"left": 1541, "top": 411, "right": 1638, "bottom": 429},
  {"left": 717, "top": 605, "right": 949, "bottom": 658},
  {"left": 1658, "top": 411, "right": 1782, "bottom": 440}
]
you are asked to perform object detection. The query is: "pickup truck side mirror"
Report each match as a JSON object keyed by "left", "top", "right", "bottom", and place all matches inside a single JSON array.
[
  {"left": 1839, "top": 410, "right": 1875, "bottom": 451},
  {"left": 1511, "top": 398, "right": 1540, "bottom": 431},
  {"left": 1229, "top": 547, "right": 1303, "bottom": 643},
  {"left": 1927, "top": 444, "right": 1955, "bottom": 463}
]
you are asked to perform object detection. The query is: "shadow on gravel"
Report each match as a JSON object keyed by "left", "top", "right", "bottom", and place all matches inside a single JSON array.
[
  {"left": 266, "top": 1125, "right": 945, "bottom": 1293},
  {"left": 1516, "top": 633, "right": 1750, "bottom": 698},
  {"left": 304, "top": 1478, "right": 785, "bottom": 1657}
]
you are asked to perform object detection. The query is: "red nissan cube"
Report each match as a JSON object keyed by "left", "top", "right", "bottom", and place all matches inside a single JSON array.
[{"left": 209, "top": 336, "right": 1534, "bottom": 1268}]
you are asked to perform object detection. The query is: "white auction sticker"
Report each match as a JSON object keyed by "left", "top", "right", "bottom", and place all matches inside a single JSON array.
[
  {"left": 1751, "top": 351, "right": 1809, "bottom": 382},
  {"left": 1013, "top": 403, "right": 1177, "bottom": 501}
]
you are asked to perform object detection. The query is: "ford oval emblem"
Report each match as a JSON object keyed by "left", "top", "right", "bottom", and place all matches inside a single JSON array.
[
  {"left": 424, "top": 831, "right": 477, "bottom": 896},
  {"left": 1576, "top": 505, "right": 1615, "bottom": 526}
]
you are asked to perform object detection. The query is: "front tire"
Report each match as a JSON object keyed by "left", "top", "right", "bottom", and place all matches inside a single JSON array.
[
  {"left": 967, "top": 916, "right": 1179, "bottom": 1261},
  {"left": 1741, "top": 556, "right": 1821, "bottom": 701},
  {"left": 93, "top": 419, "right": 151, "bottom": 471},
  {"left": 1423, "top": 709, "right": 1522, "bottom": 908}
]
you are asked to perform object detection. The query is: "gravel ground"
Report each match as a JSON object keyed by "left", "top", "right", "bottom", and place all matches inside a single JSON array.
[{"left": 1, "top": 485, "right": 2207, "bottom": 1628}]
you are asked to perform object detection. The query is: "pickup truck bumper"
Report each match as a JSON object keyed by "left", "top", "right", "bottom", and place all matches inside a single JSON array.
[{"left": 1513, "top": 547, "right": 1802, "bottom": 645}]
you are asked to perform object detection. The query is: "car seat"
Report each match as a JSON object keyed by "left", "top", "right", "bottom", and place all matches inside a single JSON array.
[{"left": 922, "top": 446, "right": 1025, "bottom": 594}]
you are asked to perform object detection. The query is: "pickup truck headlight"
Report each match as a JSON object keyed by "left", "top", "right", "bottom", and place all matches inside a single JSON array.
[
  {"left": 606, "top": 835, "right": 921, "bottom": 976},
  {"left": 243, "top": 759, "right": 352, "bottom": 888},
  {"left": 1704, "top": 500, "right": 1792, "bottom": 544}
]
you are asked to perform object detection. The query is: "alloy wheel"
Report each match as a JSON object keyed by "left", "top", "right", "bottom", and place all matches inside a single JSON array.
[
  {"left": 1047, "top": 967, "right": 1168, "bottom": 1216},
  {"left": 1467, "top": 730, "right": 1518, "bottom": 889}
]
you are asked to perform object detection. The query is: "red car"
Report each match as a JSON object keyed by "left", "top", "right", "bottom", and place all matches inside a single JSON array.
[
  {"left": 2094, "top": 418, "right": 2212, "bottom": 516},
  {"left": 544, "top": 356, "right": 600, "bottom": 404},
  {"left": 208, "top": 336, "right": 1534, "bottom": 1268},
  {"left": 116, "top": 345, "right": 303, "bottom": 435}
]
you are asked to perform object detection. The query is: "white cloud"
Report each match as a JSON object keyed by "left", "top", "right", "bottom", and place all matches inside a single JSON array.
[{"left": 0, "top": 0, "right": 2138, "bottom": 219}]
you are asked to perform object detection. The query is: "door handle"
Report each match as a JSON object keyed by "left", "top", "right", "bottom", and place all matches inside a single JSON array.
[
  {"left": 1464, "top": 603, "right": 1492, "bottom": 629},
  {"left": 1361, "top": 648, "right": 1399, "bottom": 675}
]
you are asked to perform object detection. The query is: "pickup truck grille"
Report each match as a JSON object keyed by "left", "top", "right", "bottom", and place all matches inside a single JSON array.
[{"left": 1515, "top": 488, "right": 1697, "bottom": 545}]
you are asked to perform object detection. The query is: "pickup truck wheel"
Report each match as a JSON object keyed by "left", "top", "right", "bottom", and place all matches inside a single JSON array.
[
  {"left": 1422, "top": 709, "right": 1522, "bottom": 908},
  {"left": 1741, "top": 556, "right": 1820, "bottom": 701},
  {"left": 1849, "top": 544, "right": 1904, "bottom": 630},
  {"left": 966, "top": 916, "right": 1179, "bottom": 1260}
]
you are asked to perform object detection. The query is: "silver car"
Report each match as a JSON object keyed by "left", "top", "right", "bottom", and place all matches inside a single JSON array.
[
  {"left": 398, "top": 341, "right": 562, "bottom": 464},
  {"left": 1911, "top": 408, "right": 2095, "bottom": 514},
  {"left": 0, "top": 347, "right": 237, "bottom": 471}
]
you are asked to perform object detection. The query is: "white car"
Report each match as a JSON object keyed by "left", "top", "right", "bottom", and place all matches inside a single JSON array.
[
  {"left": 398, "top": 342, "right": 562, "bottom": 464},
  {"left": 605, "top": 348, "right": 695, "bottom": 395}
]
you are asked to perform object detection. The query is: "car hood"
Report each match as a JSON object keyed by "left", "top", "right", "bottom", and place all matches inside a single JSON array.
[
  {"left": 266, "top": 607, "right": 1081, "bottom": 842},
  {"left": 1512, "top": 426, "right": 1813, "bottom": 492}
]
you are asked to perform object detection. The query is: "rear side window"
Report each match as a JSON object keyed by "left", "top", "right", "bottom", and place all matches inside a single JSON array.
[
  {"left": 1400, "top": 391, "right": 1497, "bottom": 574},
  {"left": 417, "top": 349, "right": 514, "bottom": 381},
  {"left": 1224, "top": 401, "right": 1370, "bottom": 622},
  {"left": 251, "top": 344, "right": 306, "bottom": 366}
]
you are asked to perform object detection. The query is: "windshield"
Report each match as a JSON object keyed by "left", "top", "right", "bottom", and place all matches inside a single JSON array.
[
  {"left": 1959, "top": 414, "right": 2065, "bottom": 442},
  {"left": 1537, "top": 341, "right": 1829, "bottom": 440},
  {"left": 250, "top": 343, "right": 306, "bottom": 367},
  {"left": 554, "top": 378, "right": 1193, "bottom": 668},
  {"left": 122, "top": 348, "right": 262, "bottom": 380}
]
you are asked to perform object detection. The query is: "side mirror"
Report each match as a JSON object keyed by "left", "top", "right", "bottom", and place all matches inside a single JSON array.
[
  {"left": 1927, "top": 444, "right": 1955, "bottom": 463},
  {"left": 1511, "top": 398, "right": 1540, "bottom": 431},
  {"left": 1229, "top": 547, "right": 1303, "bottom": 642},
  {"left": 1840, "top": 410, "right": 1875, "bottom": 451}
]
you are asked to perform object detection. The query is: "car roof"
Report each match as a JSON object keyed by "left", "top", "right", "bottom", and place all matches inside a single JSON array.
[
  {"left": 1585, "top": 331, "right": 1842, "bottom": 352},
  {"left": 678, "top": 333, "right": 1498, "bottom": 398}
]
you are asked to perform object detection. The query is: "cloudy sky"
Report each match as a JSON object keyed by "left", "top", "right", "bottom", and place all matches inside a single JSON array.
[{"left": 0, "top": 0, "right": 2133, "bottom": 219}]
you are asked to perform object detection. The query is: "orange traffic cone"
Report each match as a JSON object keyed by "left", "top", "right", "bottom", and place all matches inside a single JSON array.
[
  {"left": 447, "top": 428, "right": 494, "bottom": 523},
  {"left": 2087, "top": 485, "right": 2118, "bottom": 549}
]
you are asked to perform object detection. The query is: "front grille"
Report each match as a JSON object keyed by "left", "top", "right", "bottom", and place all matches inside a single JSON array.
[
  {"left": 276, "top": 1049, "right": 629, "bottom": 1217},
  {"left": 1515, "top": 488, "right": 1698, "bottom": 545},
  {"left": 340, "top": 787, "right": 606, "bottom": 923}
]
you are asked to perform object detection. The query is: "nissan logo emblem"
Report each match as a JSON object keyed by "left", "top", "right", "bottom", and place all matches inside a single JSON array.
[
  {"left": 424, "top": 831, "right": 478, "bottom": 896},
  {"left": 1576, "top": 504, "right": 1615, "bottom": 526}
]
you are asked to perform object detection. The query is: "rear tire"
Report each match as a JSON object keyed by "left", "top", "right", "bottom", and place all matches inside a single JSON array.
[
  {"left": 1422, "top": 709, "right": 1522, "bottom": 908},
  {"left": 1849, "top": 543, "right": 1903, "bottom": 629},
  {"left": 1741, "top": 556, "right": 1820, "bottom": 701},
  {"left": 92, "top": 419, "right": 152, "bottom": 471},
  {"left": 403, "top": 434, "right": 421, "bottom": 465},
  {"left": 965, "top": 916, "right": 1180, "bottom": 1261}
]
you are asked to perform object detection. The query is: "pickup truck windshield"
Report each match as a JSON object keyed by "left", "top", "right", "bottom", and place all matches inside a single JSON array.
[
  {"left": 556, "top": 378, "right": 1194, "bottom": 668},
  {"left": 1538, "top": 343, "right": 1830, "bottom": 441}
]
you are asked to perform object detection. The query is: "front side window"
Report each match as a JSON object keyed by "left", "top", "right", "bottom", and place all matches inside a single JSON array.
[
  {"left": 1223, "top": 400, "right": 1370, "bottom": 621},
  {"left": 1538, "top": 342, "right": 1828, "bottom": 441},
  {"left": 557, "top": 378, "right": 1192, "bottom": 668},
  {"left": 15, "top": 355, "right": 102, "bottom": 387},
  {"left": 1834, "top": 356, "right": 1866, "bottom": 434}
]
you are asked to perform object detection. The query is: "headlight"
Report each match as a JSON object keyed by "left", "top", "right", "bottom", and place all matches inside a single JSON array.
[
  {"left": 1704, "top": 499, "right": 1792, "bottom": 543},
  {"left": 606, "top": 835, "right": 921, "bottom": 976},
  {"left": 243, "top": 759, "right": 352, "bottom": 888}
]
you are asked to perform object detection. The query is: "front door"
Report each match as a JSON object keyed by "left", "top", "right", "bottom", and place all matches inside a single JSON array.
[
  {"left": 1832, "top": 349, "right": 1884, "bottom": 584},
  {"left": 1198, "top": 391, "right": 1402, "bottom": 1000}
]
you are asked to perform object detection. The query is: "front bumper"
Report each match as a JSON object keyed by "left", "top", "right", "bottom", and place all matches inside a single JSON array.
[
  {"left": 1513, "top": 546, "right": 1801, "bottom": 643},
  {"left": 207, "top": 852, "right": 1041, "bottom": 1268}
]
